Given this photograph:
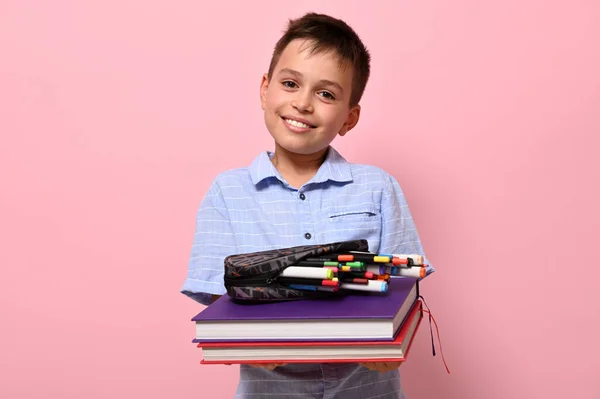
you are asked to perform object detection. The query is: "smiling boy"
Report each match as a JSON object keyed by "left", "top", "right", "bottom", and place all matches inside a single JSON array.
[{"left": 181, "top": 12, "right": 433, "bottom": 399}]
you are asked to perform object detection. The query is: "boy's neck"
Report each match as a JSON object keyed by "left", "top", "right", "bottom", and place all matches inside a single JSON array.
[{"left": 270, "top": 144, "right": 328, "bottom": 189}]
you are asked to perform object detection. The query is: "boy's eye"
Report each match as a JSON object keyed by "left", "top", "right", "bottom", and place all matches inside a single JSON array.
[
  {"left": 319, "top": 91, "right": 335, "bottom": 100},
  {"left": 282, "top": 81, "right": 298, "bottom": 89}
]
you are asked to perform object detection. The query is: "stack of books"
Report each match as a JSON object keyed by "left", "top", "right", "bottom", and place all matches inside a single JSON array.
[{"left": 192, "top": 276, "right": 424, "bottom": 364}]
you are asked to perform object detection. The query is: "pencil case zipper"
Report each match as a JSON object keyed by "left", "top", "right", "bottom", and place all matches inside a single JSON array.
[{"left": 223, "top": 270, "right": 283, "bottom": 287}]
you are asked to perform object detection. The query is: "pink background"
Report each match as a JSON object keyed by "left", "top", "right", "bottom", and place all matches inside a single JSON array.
[{"left": 1, "top": 1, "right": 599, "bottom": 398}]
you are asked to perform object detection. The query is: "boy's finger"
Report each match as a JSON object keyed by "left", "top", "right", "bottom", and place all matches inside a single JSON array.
[
  {"left": 249, "top": 363, "right": 286, "bottom": 370},
  {"left": 360, "top": 362, "right": 378, "bottom": 371}
]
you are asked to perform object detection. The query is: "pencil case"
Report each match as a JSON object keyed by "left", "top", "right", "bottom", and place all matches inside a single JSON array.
[{"left": 223, "top": 239, "right": 369, "bottom": 302}]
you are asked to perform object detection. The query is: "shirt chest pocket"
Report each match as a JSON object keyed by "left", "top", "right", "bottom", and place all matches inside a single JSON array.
[
  {"left": 320, "top": 204, "right": 381, "bottom": 245},
  {"left": 327, "top": 204, "right": 380, "bottom": 222}
]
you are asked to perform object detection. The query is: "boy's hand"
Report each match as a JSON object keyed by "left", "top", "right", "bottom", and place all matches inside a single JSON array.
[
  {"left": 359, "top": 361, "right": 403, "bottom": 372},
  {"left": 249, "top": 363, "right": 287, "bottom": 370}
]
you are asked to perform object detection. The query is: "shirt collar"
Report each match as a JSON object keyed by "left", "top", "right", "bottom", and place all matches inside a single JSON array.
[{"left": 249, "top": 146, "right": 353, "bottom": 186}]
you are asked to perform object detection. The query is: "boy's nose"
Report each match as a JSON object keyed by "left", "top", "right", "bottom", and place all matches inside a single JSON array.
[{"left": 291, "top": 92, "right": 314, "bottom": 113}]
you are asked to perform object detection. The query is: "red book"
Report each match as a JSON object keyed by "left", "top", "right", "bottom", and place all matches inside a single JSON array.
[{"left": 198, "top": 300, "right": 423, "bottom": 364}]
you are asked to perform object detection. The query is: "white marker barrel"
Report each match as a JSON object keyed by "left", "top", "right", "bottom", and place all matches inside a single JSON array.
[
  {"left": 280, "top": 266, "right": 333, "bottom": 280},
  {"left": 340, "top": 280, "right": 388, "bottom": 292},
  {"left": 397, "top": 267, "right": 426, "bottom": 278}
]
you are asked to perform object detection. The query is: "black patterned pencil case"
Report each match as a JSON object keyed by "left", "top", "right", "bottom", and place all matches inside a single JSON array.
[{"left": 223, "top": 239, "right": 369, "bottom": 302}]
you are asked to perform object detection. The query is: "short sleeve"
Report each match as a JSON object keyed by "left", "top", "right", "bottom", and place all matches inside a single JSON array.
[
  {"left": 379, "top": 173, "right": 435, "bottom": 277},
  {"left": 180, "top": 178, "right": 236, "bottom": 305}
]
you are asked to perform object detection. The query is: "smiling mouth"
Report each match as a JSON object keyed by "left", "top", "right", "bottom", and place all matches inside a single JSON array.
[{"left": 281, "top": 117, "right": 316, "bottom": 129}]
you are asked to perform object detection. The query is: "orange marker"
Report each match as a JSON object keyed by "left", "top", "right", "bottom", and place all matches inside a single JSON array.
[
  {"left": 392, "top": 257, "right": 409, "bottom": 266},
  {"left": 397, "top": 267, "right": 426, "bottom": 278}
]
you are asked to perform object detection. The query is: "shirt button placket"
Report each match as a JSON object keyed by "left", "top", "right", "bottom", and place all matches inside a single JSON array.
[{"left": 299, "top": 191, "right": 312, "bottom": 240}]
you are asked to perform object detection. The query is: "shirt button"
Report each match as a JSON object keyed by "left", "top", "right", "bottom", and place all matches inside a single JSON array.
[
  {"left": 304, "top": 232, "right": 312, "bottom": 240},
  {"left": 299, "top": 193, "right": 306, "bottom": 200}
]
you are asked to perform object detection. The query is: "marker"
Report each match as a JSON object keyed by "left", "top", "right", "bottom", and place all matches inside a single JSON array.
[
  {"left": 280, "top": 267, "right": 333, "bottom": 280},
  {"left": 297, "top": 261, "right": 340, "bottom": 267},
  {"left": 279, "top": 277, "right": 339, "bottom": 287},
  {"left": 365, "top": 265, "right": 391, "bottom": 275},
  {"left": 317, "top": 286, "right": 339, "bottom": 292},
  {"left": 340, "top": 280, "right": 388, "bottom": 293},
  {"left": 287, "top": 284, "right": 339, "bottom": 292},
  {"left": 362, "top": 271, "right": 375, "bottom": 279},
  {"left": 373, "top": 256, "right": 391, "bottom": 263},
  {"left": 392, "top": 254, "right": 424, "bottom": 265},
  {"left": 339, "top": 271, "right": 375, "bottom": 279},
  {"left": 339, "top": 265, "right": 365, "bottom": 272},
  {"left": 391, "top": 257, "right": 409, "bottom": 266},
  {"left": 287, "top": 284, "right": 317, "bottom": 291},
  {"left": 339, "top": 277, "right": 369, "bottom": 284},
  {"left": 305, "top": 257, "right": 341, "bottom": 262},
  {"left": 344, "top": 262, "right": 365, "bottom": 268},
  {"left": 338, "top": 253, "right": 392, "bottom": 263},
  {"left": 397, "top": 267, "right": 426, "bottom": 278}
]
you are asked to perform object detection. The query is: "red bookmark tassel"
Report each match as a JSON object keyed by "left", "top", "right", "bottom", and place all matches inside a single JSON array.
[{"left": 419, "top": 296, "right": 450, "bottom": 374}]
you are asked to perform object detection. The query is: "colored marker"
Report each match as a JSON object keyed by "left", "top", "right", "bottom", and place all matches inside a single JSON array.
[
  {"left": 362, "top": 271, "right": 375, "bottom": 279},
  {"left": 305, "top": 257, "right": 341, "bottom": 262},
  {"left": 339, "top": 253, "right": 392, "bottom": 263},
  {"left": 317, "top": 286, "right": 339, "bottom": 292},
  {"left": 279, "top": 277, "right": 339, "bottom": 287},
  {"left": 280, "top": 267, "right": 333, "bottom": 280},
  {"left": 287, "top": 284, "right": 339, "bottom": 292},
  {"left": 365, "top": 265, "right": 390, "bottom": 275},
  {"left": 392, "top": 254, "right": 424, "bottom": 265},
  {"left": 350, "top": 250, "right": 395, "bottom": 258},
  {"left": 391, "top": 257, "right": 409, "bottom": 266},
  {"left": 340, "top": 280, "right": 388, "bottom": 293},
  {"left": 287, "top": 284, "right": 317, "bottom": 291},
  {"left": 339, "top": 277, "right": 369, "bottom": 284},
  {"left": 397, "top": 267, "right": 426, "bottom": 278},
  {"left": 297, "top": 261, "right": 340, "bottom": 267},
  {"left": 339, "top": 271, "right": 375, "bottom": 279},
  {"left": 339, "top": 265, "right": 365, "bottom": 272},
  {"left": 344, "top": 262, "right": 364, "bottom": 268}
]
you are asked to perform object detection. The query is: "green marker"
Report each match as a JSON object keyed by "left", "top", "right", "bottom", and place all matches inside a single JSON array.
[{"left": 344, "top": 262, "right": 364, "bottom": 268}]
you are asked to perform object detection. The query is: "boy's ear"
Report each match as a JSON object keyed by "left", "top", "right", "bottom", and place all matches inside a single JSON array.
[
  {"left": 338, "top": 105, "right": 361, "bottom": 137},
  {"left": 260, "top": 73, "right": 269, "bottom": 110}
]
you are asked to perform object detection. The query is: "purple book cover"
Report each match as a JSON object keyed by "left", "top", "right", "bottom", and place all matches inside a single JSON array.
[{"left": 191, "top": 277, "right": 419, "bottom": 342}]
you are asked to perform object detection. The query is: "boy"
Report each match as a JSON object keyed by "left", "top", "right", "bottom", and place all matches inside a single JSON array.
[{"left": 181, "top": 12, "right": 434, "bottom": 399}]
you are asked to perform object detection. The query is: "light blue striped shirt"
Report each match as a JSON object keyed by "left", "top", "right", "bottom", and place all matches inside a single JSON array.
[{"left": 181, "top": 146, "right": 434, "bottom": 399}]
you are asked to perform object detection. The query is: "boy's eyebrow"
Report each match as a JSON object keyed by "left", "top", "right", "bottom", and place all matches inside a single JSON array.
[{"left": 278, "top": 68, "right": 344, "bottom": 93}]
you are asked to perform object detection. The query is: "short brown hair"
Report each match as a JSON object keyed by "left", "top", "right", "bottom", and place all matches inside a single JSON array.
[{"left": 267, "top": 13, "right": 371, "bottom": 106}]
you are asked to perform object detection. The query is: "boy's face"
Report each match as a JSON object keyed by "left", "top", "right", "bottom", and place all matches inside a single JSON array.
[{"left": 260, "top": 39, "right": 360, "bottom": 157}]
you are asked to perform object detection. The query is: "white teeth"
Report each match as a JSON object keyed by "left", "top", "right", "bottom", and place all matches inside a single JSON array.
[{"left": 285, "top": 118, "right": 311, "bottom": 128}]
